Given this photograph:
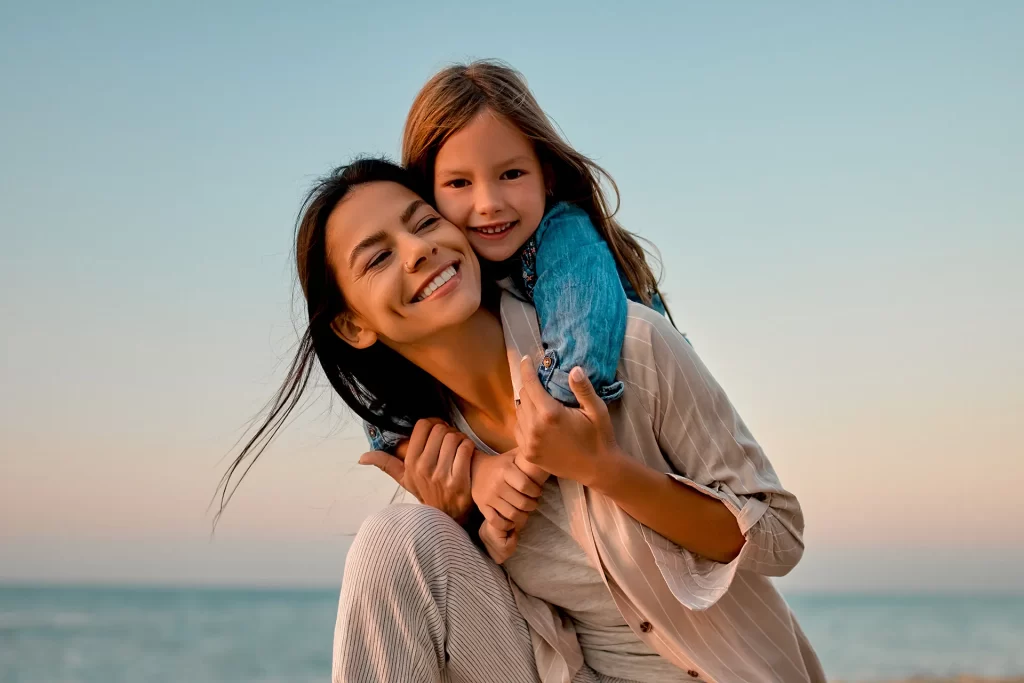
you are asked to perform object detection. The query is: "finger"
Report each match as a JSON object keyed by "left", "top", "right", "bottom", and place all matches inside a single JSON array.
[
  {"left": 499, "top": 485, "right": 540, "bottom": 513},
  {"left": 513, "top": 419, "right": 529, "bottom": 450},
  {"left": 518, "top": 355, "right": 558, "bottom": 411},
  {"left": 504, "top": 462, "right": 543, "bottom": 498},
  {"left": 437, "top": 431, "right": 462, "bottom": 478},
  {"left": 480, "top": 504, "right": 516, "bottom": 532},
  {"left": 358, "top": 451, "right": 406, "bottom": 485},
  {"left": 451, "top": 438, "right": 475, "bottom": 486},
  {"left": 479, "top": 523, "right": 515, "bottom": 564},
  {"left": 568, "top": 366, "right": 606, "bottom": 418},
  {"left": 418, "top": 423, "right": 449, "bottom": 474},
  {"left": 496, "top": 528, "right": 519, "bottom": 562},
  {"left": 515, "top": 391, "right": 538, "bottom": 444},
  {"left": 406, "top": 418, "right": 445, "bottom": 462},
  {"left": 492, "top": 499, "right": 529, "bottom": 528}
]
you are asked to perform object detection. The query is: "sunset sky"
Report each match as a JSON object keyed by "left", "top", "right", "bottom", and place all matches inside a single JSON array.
[{"left": 2, "top": 1, "right": 1021, "bottom": 590}]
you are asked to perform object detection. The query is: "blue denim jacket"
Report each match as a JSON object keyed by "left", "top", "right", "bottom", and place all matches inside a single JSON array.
[{"left": 362, "top": 202, "right": 667, "bottom": 452}]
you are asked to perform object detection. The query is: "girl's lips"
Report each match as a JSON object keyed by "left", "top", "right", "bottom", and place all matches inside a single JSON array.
[{"left": 469, "top": 220, "right": 518, "bottom": 240}]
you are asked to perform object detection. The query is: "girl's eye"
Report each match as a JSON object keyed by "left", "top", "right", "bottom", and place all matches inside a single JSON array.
[
  {"left": 367, "top": 250, "right": 391, "bottom": 270},
  {"left": 415, "top": 216, "right": 440, "bottom": 232},
  {"left": 501, "top": 169, "right": 526, "bottom": 180},
  {"left": 444, "top": 179, "right": 469, "bottom": 189}
]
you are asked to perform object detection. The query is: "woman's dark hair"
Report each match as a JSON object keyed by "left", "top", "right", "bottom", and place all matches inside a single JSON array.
[{"left": 213, "top": 158, "right": 450, "bottom": 524}]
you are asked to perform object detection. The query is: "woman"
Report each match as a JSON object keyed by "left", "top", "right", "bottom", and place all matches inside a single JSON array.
[{"left": 219, "top": 158, "right": 825, "bottom": 682}]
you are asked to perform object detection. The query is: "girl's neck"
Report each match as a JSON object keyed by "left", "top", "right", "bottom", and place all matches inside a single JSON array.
[{"left": 392, "top": 307, "right": 515, "bottom": 433}]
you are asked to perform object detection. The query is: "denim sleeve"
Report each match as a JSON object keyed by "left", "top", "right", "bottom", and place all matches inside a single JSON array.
[
  {"left": 361, "top": 419, "right": 404, "bottom": 454},
  {"left": 529, "top": 203, "right": 627, "bottom": 406}
]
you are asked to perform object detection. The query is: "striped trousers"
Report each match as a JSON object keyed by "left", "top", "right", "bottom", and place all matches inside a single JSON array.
[{"left": 332, "top": 504, "right": 634, "bottom": 683}]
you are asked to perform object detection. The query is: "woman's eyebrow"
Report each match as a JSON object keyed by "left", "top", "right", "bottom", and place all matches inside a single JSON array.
[
  {"left": 348, "top": 230, "right": 388, "bottom": 270},
  {"left": 401, "top": 199, "right": 426, "bottom": 225}
]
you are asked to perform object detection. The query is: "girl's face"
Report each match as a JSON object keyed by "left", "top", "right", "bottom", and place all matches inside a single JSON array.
[
  {"left": 433, "top": 109, "right": 548, "bottom": 263},
  {"left": 324, "top": 181, "right": 482, "bottom": 349}
]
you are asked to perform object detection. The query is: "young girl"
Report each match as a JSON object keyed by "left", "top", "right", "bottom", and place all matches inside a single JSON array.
[{"left": 363, "top": 60, "right": 673, "bottom": 462}]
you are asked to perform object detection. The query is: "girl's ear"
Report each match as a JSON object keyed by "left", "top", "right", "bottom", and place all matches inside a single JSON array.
[
  {"left": 331, "top": 312, "right": 377, "bottom": 349},
  {"left": 542, "top": 161, "right": 556, "bottom": 197}
]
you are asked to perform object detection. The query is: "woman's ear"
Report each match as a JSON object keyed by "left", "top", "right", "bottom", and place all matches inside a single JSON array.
[{"left": 331, "top": 312, "right": 377, "bottom": 349}]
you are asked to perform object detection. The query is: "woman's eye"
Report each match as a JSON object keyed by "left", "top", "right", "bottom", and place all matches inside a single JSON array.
[
  {"left": 415, "top": 216, "right": 440, "bottom": 232},
  {"left": 445, "top": 179, "right": 469, "bottom": 189},
  {"left": 502, "top": 169, "right": 525, "bottom": 180},
  {"left": 368, "top": 250, "right": 391, "bottom": 269}
]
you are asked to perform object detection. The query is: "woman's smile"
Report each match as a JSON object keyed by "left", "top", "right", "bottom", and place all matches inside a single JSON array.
[{"left": 411, "top": 261, "right": 462, "bottom": 303}]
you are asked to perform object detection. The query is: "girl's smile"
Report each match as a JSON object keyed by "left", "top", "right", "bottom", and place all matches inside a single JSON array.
[{"left": 433, "top": 109, "right": 547, "bottom": 263}]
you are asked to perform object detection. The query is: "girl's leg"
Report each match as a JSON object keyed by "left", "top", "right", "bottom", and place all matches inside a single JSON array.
[{"left": 332, "top": 504, "right": 541, "bottom": 683}]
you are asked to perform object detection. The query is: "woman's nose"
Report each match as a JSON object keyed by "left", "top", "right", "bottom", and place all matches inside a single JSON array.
[{"left": 402, "top": 234, "right": 438, "bottom": 272}]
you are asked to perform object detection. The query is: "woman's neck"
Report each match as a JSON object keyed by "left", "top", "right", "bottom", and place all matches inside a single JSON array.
[{"left": 392, "top": 307, "right": 516, "bottom": 433}]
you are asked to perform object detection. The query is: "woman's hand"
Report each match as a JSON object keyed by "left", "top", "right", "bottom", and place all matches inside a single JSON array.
[
  {"left": 359, "top": 418, "right": 475, "bottom": 524},
  {"left": 471, "top": 450, "right": 543, "bottom": 532},
  {"left": 515, "top": 357, "right": 621, "bottom": 486},
  {"left": 478, "top": 519, "right": 519, "bottom": 565}
]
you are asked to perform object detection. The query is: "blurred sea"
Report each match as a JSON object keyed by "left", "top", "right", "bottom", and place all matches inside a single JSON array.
[{"left": 1, "top": 585, "right": 1022, "bottom": 682}]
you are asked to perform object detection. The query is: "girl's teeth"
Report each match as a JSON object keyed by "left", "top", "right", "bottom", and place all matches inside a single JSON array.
[{"left": 479, "top": 222, "right": 513, "bottom": 234}]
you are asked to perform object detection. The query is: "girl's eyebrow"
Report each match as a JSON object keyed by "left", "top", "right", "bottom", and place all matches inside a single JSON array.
[
  {"left": 436, "top": 155, "right": 533, "bottom": 178},
  {"left": 495, "top": 155, "right": 532, "bottom": 168}
]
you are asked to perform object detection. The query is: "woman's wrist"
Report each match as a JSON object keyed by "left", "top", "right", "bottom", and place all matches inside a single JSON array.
[{"left": 578, "top": 444, "right": 632, "bottom": 491}]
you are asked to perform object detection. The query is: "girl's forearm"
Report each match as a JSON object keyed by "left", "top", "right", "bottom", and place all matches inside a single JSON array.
[{"left": 588, "top": 448, "right": 746, "bottom": 564}]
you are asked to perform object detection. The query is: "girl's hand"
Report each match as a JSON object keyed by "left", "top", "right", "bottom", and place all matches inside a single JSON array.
[
  {"left": 471, "top": 450, "right": 543, "bottom": 532},
  {"left": 515, "top": 357, "right": 621, "bottom": 486},
  {"left": 359, "top": 418, "right": 475, "bottom": 524},
  {"left": 478, "top": 519, "right": 519, "bottom": 565}
]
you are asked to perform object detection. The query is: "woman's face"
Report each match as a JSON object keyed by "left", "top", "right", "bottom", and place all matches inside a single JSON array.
[{"left": 324, "top": 181, "right": 482, "bottom": 348}]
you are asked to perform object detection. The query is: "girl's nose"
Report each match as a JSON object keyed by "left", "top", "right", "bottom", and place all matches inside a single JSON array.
[{"left": 473, "top": 181, "right": 505, "bottom": 217}]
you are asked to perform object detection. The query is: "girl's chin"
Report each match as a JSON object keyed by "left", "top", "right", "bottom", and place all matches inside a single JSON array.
[{"left": 471, "top": 238, "right": 525, "bottom": 262}]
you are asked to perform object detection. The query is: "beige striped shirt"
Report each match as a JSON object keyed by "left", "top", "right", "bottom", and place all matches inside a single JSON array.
[{"left": 497, "top": 293, "right": 826, "bottom": 683}]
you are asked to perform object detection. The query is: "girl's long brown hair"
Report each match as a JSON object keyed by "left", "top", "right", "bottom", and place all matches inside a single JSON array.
[{"left": 403, "top": 59, "right": 671, "bottom": 318}]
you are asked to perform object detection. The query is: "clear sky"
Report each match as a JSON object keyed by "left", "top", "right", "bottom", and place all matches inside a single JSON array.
[{"left": 1, "top": 1, "right": 1022, "bottom": 591}]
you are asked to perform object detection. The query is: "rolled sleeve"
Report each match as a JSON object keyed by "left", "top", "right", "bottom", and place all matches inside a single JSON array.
[
  {"left": 361, "top": 419, "right": 403, "bottom": 454},
  {"left": 631, "top": 306, "right": 806, "bottom": 607}
]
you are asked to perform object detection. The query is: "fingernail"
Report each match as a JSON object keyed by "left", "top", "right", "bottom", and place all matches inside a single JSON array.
[
  {"left": 571, "top": 367, "right": 584, "bottom": 381},
  {"left": 521, "top": 354, "right": 530, "bottom": 364}
]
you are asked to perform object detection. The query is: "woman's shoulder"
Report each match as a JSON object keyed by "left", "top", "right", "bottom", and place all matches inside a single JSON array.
[
  {"left": 623, "top": 301, "right": 681, "bottom": 349},
  {"left": 620, "top": 302, "right": 694, "bottom": 389}
]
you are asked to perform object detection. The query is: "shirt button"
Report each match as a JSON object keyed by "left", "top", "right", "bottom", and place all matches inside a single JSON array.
[
  {"left": 542, "top": 356, "right": 553, "bottom": 369},
  {"left": 687, "top": 670, "right": 700, "bottom": 678},
  {"left": 639, "top": 621, "right": 653, "bottom": 633},
  {"left": 367, "top": 426, "right": 378, "bottom": 438}
]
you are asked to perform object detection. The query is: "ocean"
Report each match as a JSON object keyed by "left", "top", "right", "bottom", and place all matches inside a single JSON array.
[{"left": 1, "top": 585, "right": 1022, "bottom": 682}]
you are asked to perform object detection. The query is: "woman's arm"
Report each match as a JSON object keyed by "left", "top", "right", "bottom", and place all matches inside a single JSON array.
[
  {"left": 516, "top": 307, "right": 806, "bottom": 577},
  {"left": 515, "top": 360, "right": 744, "bottom": 563},
  {"left": 589, "top": 444, "right": 745, "bottom": 564}
]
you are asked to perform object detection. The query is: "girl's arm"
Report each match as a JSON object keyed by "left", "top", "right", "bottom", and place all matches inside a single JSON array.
[{"left": 527, "top": 203, "right": 627, "bottom": 407}]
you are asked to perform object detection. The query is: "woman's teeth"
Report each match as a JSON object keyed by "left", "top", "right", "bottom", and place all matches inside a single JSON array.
[
  {"left": 414, "top": 265, "right": 457, "bottom": 302},
  {"left": 475, "top": 222, "right": 515, "bottom": 234}
]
